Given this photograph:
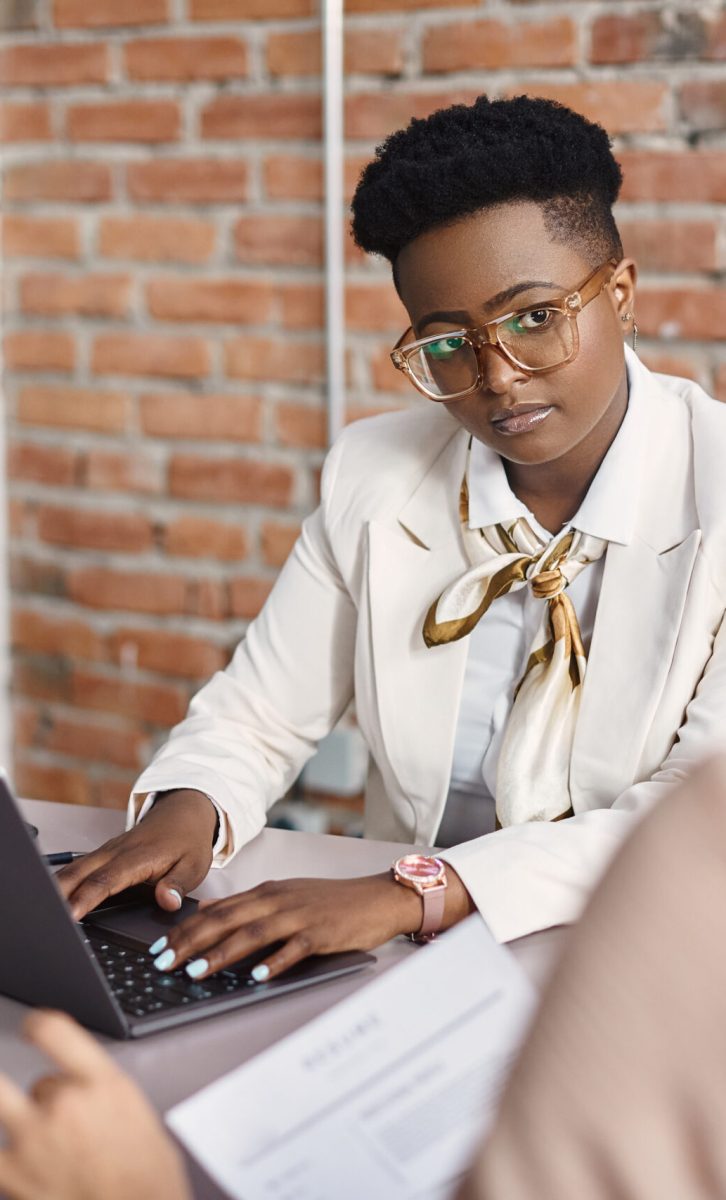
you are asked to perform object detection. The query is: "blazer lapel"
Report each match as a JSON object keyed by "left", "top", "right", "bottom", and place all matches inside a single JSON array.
[{"left": 364, "top": 428, "right": 470, "bottom": 840}]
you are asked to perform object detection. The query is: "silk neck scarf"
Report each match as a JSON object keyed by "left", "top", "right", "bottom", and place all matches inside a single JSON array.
[{"left": 423, "top": 475, "right": 607, "bottom": 827}]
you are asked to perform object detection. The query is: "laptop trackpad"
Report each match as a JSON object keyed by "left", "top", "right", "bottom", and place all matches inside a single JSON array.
[{"left": 83, "top": 883, "right": 199, "bottom": 947}]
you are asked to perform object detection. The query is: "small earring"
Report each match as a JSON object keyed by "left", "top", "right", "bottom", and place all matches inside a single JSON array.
[
  {"left": 632, "top": 320, "right": 638, "bottom": 352},
  {"left": 620, "top": 311, "right": 633, "bottom": 322}
]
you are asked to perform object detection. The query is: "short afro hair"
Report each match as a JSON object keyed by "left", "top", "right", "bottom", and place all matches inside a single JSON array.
[{"left": 351, "top": 95, "right": 623, "bottom": 276}]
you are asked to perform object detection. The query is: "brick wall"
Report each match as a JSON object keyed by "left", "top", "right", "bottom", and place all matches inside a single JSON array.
[{"left": 2, "top": 0, "right": 725, "bottom": 808}]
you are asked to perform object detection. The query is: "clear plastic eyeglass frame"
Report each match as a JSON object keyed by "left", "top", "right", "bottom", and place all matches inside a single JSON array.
[{"left": 390, "top": 258, "right": 619, "bottom": 402}]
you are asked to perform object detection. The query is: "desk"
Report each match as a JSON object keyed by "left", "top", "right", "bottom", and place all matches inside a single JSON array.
[{"left": 2, "top": 799, "right": 567, "bottom": 1199}]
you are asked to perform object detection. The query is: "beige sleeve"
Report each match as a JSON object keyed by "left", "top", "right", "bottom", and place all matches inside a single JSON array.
[{"left": 459, "top": 754, "right": 726, "bottom": 1200}]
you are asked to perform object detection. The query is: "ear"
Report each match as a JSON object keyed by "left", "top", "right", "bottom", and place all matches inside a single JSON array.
[{"left": 608, "top": 257, "right": 638, "bottom": 322}]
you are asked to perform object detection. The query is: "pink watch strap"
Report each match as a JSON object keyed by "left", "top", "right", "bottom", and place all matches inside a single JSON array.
[{"left": 418, "top": 882, "right": 446, "bottom": 938}]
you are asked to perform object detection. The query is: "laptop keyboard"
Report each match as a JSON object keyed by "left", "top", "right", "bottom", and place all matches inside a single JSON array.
[{"left": 83, "top": 929, "right": 264, "bottom": 1019}]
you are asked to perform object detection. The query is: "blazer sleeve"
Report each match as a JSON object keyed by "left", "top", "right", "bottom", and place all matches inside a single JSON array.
[
  {"left": 442, "top": 607, "right": 726, "bottom": 944},
  {"left": 127, "top": 437, "right": 358, "bottom": 864}
]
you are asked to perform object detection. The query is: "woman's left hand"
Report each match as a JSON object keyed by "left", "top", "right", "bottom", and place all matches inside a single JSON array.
[{"left": 150, "top": 871, "right": 473, "bottom": 982}]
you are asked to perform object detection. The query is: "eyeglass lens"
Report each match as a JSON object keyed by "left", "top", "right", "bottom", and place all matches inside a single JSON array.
[{"left": 407, "top": 308, "right": 575, "bottom": 398}]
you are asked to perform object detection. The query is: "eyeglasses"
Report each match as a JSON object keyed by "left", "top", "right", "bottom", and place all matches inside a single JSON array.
[{"left": 390, "top": 259, "right": 618, "bottom": 402}]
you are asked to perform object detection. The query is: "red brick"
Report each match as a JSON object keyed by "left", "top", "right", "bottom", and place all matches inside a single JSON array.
[
  {"left": 640, "top": 353, "right": 703, "bottom": 384},
  {"left": 15, "top": 760, "right": 91, "bottom": 806},
  {"left": 92, "top": 333, "right": 211, "bottom": 379},
  {"left": 125, "top": 36, "right": 248, "bottom": 81},
  {"left": 83, "top": 448, "right": 165, "bottom": 495},
  {"left": 191, "top": 0, "right": 313, "bottom": 16},
  {"left": 170, "top": 454, "right": 294, "bottom": 507},
  {"left": 147, "top": 277, "right": 275, "bottom": 324},
  {"left": 8, "top": 441, "right": 77, "bottom": 486},
  {"left": 619, "top": 220, "right": 716, "bottom": 274},
  {"left": 275, "top": 402, "right": 326, "bottom": 449},
  {"left": 263, "top": 155, "right": 322, "bottom": 200},
  {"left": 127, "top": 158, "right": 249, "bottom": 203},
  {"left": 188, "top": 579, "right": 228, "bottom": 621},
  {"left": 68, "top": 567, "right": 187, "bottom": 615},
  {"left": 53, "top": 0, "right": 168, "bottom": 28},
  {"left": 591, "top": 12, "right": 708, "bottom": 64},
  {"left": 347, "top": 0, "right": 474, "bottom": 8},
  {"left": 424, "top": 17, "right": 576, "bottom": 71},
  {"left": 345, "top": 89, "right": 480, "bottom": 139},
  {"left": 225, "top": 336, "right": 325, "bottom": 384},
  {"left": 0, "top": 102, "right": 52, "bottom": 142},
  {"left": 165, "top": 516, "right": 248, "bottom": 561},
  {"left": 8, "top": 499, "right": 31, "bottom": 538},
  {"left": 233, "top": 215, "right": 322, "bottom": 267},
  {"left": 10, "top": 556, "right": 66, "bottom": 600},
  {"left": 680, "top": 82, "right": 726, "bottom": 132},
  {"left": 99, "top": 215, "right": 215, "bottom": 264},
  {"left": 229, "top": 577, "right": 274, "bottom": 619},
  {"left": 0, "top": 42, "right": 108, "bottom": 85},
  {"left": 71, "top": 668, "right": 188, "bottom": 727},
  {"left": 3, "top": 160, "right": 112, "bottom": 202},
  {"left": 715, "top": 365, "right": 726, "bottom": 402},
  {"left": 280, "top": 283, "right": 324, "bottom": 329},
  {"left": 13, "top": 655, "right": 70, "bottom": 703},
  {"left": 2, "top": 214, "right": 79, "bottom": 259},
  {"left": 20, "top": 273, "right": 131, "bottom": 318},
  {"left": 67, "top": 100, "right": 180, "bottom": 143},
  {"left": 37, "top": 506, "right": 154, "bottom": 554},
  {"left": 346, "top": 283, "right": 407, "bottom": 332},
  {"left": 43, "top": 715, "right": 148, "bottom": 769},
  {"left": 636, "top": 289, "right": 726, "bottom": 342},
  {"left": 202, "top": 94, "right": 321, "bottom": 140},
  {"left": 268, "top": 28, "right": 403, "bottom": 76},
  {"left": 2, "top": 1, "right": 38, "bottom": 29},
  {"left": 619, "top": 150, "right": 726, "bottom": 203},
  {"left": 345, "top": 154, "right": 370, "bottom": 202},
  {"left": 11, "top": 608, "right": 105, "bottom": 661},
  {"left": 4, "top": 331, "right": 75, "bottom": 372},
  {"left": 260, "top": 520, "right": 300, "bottom": 567},
  {"left": 110, "top": 627, "right": 227, "bottom": 680},
  {"left": 17, "top": 385, "right": 130, "bottom": 433},
  {"left": 705, "top": 14, "right": 726, "bottom": 59},
  {"left": 13, "top": 701, "right": 40, "bottom": 748},
  {"left": 95, "top": 777, "right": 137, "bottom": 810},
  {"left": 140, "top": 391, "right": 262, "bottom": 443},
  {"left": 502, "top": 81, "right": 669, "bottom": 135}
]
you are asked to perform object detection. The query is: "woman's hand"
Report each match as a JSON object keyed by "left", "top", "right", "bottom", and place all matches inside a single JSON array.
[
  {"left": 56, "top": 789, "right": 218, "bottom": 921},
  {"left": 149, "top": 869, "right": 475, "bottom": 982},
  {"left": 0, "top": 1011, "right": 190, "bottom": 1200}
]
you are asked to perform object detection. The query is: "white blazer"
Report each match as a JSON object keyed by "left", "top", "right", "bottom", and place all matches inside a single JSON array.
[{"left": 132, "top": 349, "right": 726, "bottom": 943}]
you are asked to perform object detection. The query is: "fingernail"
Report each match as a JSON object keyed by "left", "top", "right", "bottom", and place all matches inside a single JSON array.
[
  {"left": 251, "top": 963, "right": 270, "bottom": 983},
  {"left": 167, "top": 888, "right": 182, "bottom": 909},
  {"left": 154, "top": 949, "right": 176, "bottom": 971},
  {"left": 149, "top": 936, "right": 168, "bottom": 956},
  {"left": 185, "top": 959, "right": 208, "bottom": 979}
]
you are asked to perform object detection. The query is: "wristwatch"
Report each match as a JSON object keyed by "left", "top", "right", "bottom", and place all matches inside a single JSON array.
[{"left": 392, "top": 854, "right": 448, "bottom": 943}]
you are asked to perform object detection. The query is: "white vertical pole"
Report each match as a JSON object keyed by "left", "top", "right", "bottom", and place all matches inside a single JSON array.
[{"left": 322, "top": 0, "right": 345, "bottom": 447}]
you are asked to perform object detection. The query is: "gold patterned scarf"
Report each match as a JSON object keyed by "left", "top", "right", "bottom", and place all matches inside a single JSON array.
[{"left": 423, "top": 477, "right": 607, "bottom": 827}]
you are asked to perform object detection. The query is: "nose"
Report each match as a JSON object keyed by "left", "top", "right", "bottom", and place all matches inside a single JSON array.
[{"left": 475, "top": 342, "right": 529, "bottom": 394}]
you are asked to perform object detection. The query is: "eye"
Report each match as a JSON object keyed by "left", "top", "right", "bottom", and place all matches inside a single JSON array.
[
  {"left": 509, "top": 308, "right": 554, "bottom": 333},
  {"left": 425, "top": 336, "right": 466, "bottom": 360}
]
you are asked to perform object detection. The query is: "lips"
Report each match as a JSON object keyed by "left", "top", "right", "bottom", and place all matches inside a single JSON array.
[{"left": 490, "top": 404, "right": 555, "bottom": 436}]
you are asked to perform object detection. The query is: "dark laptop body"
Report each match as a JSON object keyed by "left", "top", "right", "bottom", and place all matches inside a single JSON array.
[{"left": 0, "top": 777, "right": 375, "bottom": 1038}]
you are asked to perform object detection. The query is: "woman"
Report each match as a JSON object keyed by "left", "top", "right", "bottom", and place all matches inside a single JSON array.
[{"left": 58, "top": 95, "right": 726, "bottom": 983}]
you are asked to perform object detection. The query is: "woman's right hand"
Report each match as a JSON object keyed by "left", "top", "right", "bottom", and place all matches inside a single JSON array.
[{"left": 55, "top": 789, "right": 218, "bottom": 921}]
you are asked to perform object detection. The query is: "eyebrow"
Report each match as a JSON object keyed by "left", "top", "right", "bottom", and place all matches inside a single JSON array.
[{"left": 417, "top": 279, "right": 563, "bottom": 331}]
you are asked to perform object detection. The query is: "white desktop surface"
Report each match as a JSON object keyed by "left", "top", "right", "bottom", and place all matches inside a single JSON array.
[{"left": 2, "top": 799, "right": 567, "bottom": 1199}]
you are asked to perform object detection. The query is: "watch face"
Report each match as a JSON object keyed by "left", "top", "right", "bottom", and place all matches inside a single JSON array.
[{"left": 395, "top": 854, "right": 445, "bottom": 884}]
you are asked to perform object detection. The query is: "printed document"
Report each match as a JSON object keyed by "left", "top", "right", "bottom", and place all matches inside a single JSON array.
[{"left": 167, "top": 915, "right": 535, "bottom": 1200}]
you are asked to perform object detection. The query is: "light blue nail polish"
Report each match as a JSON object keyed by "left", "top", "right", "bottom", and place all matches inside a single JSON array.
[
  {"left": 251, "top": 963, "right": 270, "bottom": 983},
  {"left": 167, "top": 888, "right": 182, "bottom": 908},
  {"left": 154, "top": 949, "right": 175, "bottom": 971},
  {"left": 185, "top": 958, "right": 208, "bottom": 979},
  {"left": 149, "top": 936, "right": 168, "bottom": 956}
]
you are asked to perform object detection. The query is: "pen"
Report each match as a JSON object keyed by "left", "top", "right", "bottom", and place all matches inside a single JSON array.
[{"left": 42, "top": 851, "right": 86, "bottom": 866}]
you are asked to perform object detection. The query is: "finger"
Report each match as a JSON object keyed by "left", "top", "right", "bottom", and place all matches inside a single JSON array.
[
  {"left": 57, "top": 849, "right": 155, "bottom": 921},
  {"left": 28, "top": 1074, "right": 65, "bottom": 1107},
  {"left": 179, "top": 915, "right": 301, "bottom": 981},
  {"left": 0, "top": 1148, "right": 30, "bottom": 1199},
  {"left": 23, "top": 1011, "right": 116, "bottom": 1083},
  {"left": 246, "top": 931, "right": 317, "bottom": 982},
  {"left": 153, "top": 855, "right": 208, "bottom": 914},
  {"left": 150, "top": 895, "right": 275, "bottom": 970},
  {"left": 0, "top": 1075, "right": 33, "bottom": 1139}
]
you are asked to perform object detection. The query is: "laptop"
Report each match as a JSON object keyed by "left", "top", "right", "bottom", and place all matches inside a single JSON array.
[{"left": 0, "top": 776, "right": 375, "bottom": 1038}]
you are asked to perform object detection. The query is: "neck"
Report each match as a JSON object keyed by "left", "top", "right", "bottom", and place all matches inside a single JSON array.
[{"left": 504, "top": 377, "right": 629, "bottom": 533}]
